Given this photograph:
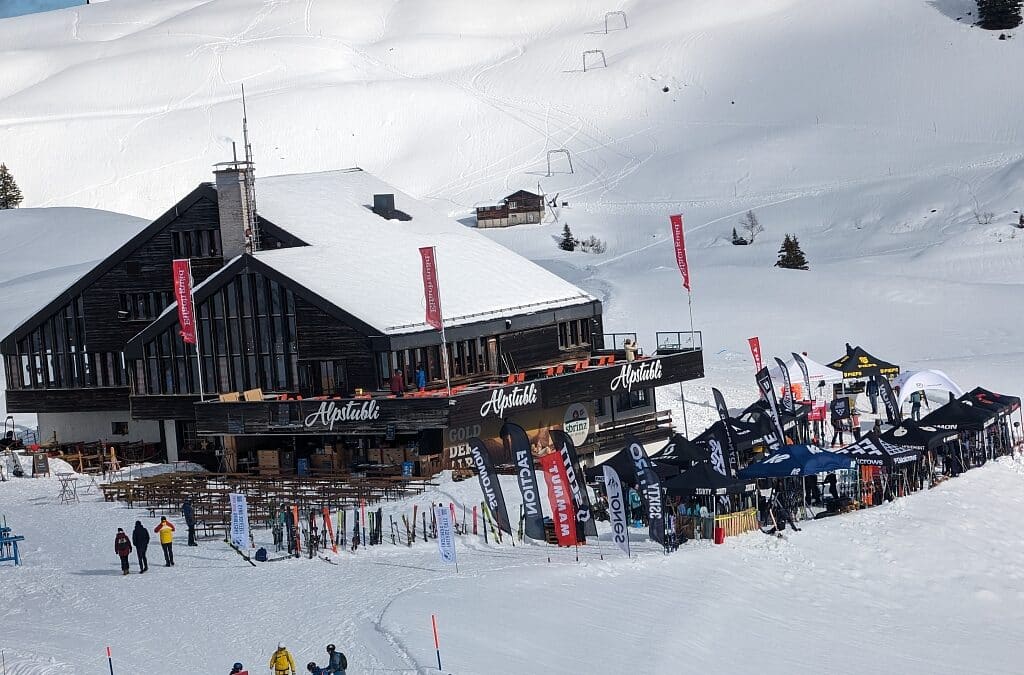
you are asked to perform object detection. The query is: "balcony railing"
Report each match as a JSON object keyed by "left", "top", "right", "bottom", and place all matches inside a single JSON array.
[{"left": 655, "top": 331, "right": 702, "bottom": 354}]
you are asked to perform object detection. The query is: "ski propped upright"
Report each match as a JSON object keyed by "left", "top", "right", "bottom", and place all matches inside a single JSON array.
[
  {"left": 291, "top": 505, "right": 301, "bottom": 558},
  {"left": 323, "top": 507, "right": 338, "bottom": 554}
]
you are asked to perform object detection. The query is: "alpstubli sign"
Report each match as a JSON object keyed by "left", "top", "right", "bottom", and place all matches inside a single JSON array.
[
  {"left": 479, "top": 383, "right": 538, "bottom": 418},
  {"left": 609, "top": 359, "right": 663, "bottom": 393},
  {"left": 304, "top": 400, "right": 380, "bottom": 431}
]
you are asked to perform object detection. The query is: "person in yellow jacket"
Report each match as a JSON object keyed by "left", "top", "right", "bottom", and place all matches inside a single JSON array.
[
  {"left": 269, "top": 643, "right": 296, "bottom": 675},
  {"left": 153, "top": 516, "right": 176, "bottom": 566}
]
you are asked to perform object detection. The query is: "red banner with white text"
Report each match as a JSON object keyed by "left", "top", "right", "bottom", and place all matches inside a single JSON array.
[
  {"left": 172, "top": 259, "right": 197, "bottom": 344},
  {"left": 418, "top": 246, "right": 443, "bottom": 331},
  {"left": 538, "top": 451, "right": 577, "bottom": 546},
  {"left": 747, "top": 336, "right": 763, "bottom": 372},
  {"left": 669, "top": 214, "right": 690, "bottom": 292}
]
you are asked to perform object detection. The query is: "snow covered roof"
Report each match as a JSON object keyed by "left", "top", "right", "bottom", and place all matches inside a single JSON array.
[{"left": 249, "top": 168, "right": 595, "bottom": 335}]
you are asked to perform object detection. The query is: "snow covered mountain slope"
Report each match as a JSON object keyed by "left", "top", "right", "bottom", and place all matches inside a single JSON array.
[{"left": 0, "top": 0, "right": 1021, "bottom": 400}]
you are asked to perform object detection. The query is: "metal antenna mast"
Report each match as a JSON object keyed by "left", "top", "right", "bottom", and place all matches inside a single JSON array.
[{"left": 241, "top": 84, "right": 261, "bottom": 252}]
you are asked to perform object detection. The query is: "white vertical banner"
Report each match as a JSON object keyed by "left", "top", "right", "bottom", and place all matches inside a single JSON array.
[
  {"left": 602, "top": 466, "right": 630, "bottom": 557},
  {"left": 435, "top": 506, "right": 457, "bottom": 566},
  {"left": 229, "top": 493, "right": 250, "bottom": 551}
]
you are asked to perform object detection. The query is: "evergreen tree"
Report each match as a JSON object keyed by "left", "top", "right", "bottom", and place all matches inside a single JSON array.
[
  {"left": 775, "top": 233, "right": 809, "bottom": 270},
  {"left": 977, "top": 0, "right": 1023, "bottom": 29},
  {"left": 559, "top": 223, "right": 577, "bottom": 251},
  {"left": 731, "top": 227, "right": 739, "bottom": 243},
  {"left": 0, "top": 164, "right": 23, "bottom": 209}
]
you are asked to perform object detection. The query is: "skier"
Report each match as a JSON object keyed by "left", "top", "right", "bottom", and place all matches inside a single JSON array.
[
  {"left": 269, "top": 643, "right": 296, "bottom": 675},
  {"left": 229, "top": 663, "right": 248, "bottom": 675},
  {"left": 132, "top": 519, "right": 150, "bottom": 573},
  {"left": 325, "top": 644, "right": 348, "bottom": 674},
  {"left": 114, "top": 528, "right": 132, "bottom": 575},
  {"left": 866, "top": 377, "right": 879, "bottom": 415},
  {"left": 306, "top": 663, "right": 325, "bottom": 675},
  {"left": 182, "top": 497, "right": 197, "bottom": 546},
  {"left": 154, "top": 516, "right": 176, "bottom": 566}
]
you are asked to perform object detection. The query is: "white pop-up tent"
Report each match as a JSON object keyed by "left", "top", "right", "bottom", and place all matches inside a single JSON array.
[
  {"left": 768, "top": 354, "right": 844, "bottom": 388},
  {"left": 894, "top": 369, "right": 964, "bottom": 408}
]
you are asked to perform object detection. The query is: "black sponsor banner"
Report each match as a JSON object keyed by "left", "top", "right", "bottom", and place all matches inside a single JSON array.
[
  {"left": 196, "top": 398, "right": 449, "bottom": 435},
  {"left": 830, "top": 397, "right": 851, "bottom": 420},
  {"left": 774, "top": 356, "right": 795, "bottom": 414},
  {"left": 711, "top": 387, "right": 739, "bottom": 475},
  {"left": 468, "top": 437, "right": 513, "bottom": 535},
  {"left": 624, "top": 433, "right": 665, "bottom": 545},
  {"left": 878, "top": 376, "right": 902, "bottom": 424},
  {"left": 755, "top": 367, "right": 787, "bottom": 444},
  {"left": 792, "top": 352, "right": 812, "bottom": 396},
  {"left": 549, "top": 429, "right": 598, "bottom": 537},
  {"left": 500, "top": 423, "right": 546, "bottom": 541}
]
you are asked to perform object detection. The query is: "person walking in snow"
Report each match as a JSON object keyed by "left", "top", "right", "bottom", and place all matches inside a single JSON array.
[
  {"left": 114, "top": 528, "right": 132, "bottom": 575},
  {"left": 269, "top": 643, "right": 296, "bottom": 675},
  {"left": 132, "top": 520, "right": 150, "bottom": 573},
  {"left": 325, "top": 643, "right": 347, "bottom": 674},
  {"left": 154, "top": 516, "right": 176, "bottom": 566},
  {"left": 182, "top": 497, "right": 197, "bottom": 546},
  {"left": 829, "top": 410, "right": 846, "bottom": 447}
]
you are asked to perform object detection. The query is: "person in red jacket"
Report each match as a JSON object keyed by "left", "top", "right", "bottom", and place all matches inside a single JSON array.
[
  {"left": 114, "top": 528, "right": 133, "bottom": 575},
  {"left": 389, "top": 368, "right": 405, "bottom": 397},
  {"left": 154, "top": 516, "right": 176, "bottom": 566}
]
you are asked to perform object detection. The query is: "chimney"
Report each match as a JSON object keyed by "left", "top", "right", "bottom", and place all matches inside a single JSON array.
[
  {"left": 372, "top": 193, "right": 396, "bottom": 218},
  {"left": 214, "top": 161, "right": 254, "bottom": 259}
]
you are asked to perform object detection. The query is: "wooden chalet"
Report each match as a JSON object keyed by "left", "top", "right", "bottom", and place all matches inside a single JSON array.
[
  {"left": 475, "top": 190, "right": 545, "bottom": 228},
  {"left": 4, "top": 164, "right": 704, "bottom": 476}
]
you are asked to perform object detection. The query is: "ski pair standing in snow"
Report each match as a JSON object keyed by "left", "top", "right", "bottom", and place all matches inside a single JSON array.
[
  {"left": 114, "top": 528, "right": 132, "bottom": 574},
  {"left": 154, "top": 516, "right": 176, "bottom": 566}
]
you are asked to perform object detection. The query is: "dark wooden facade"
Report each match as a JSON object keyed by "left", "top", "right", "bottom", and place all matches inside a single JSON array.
[{"left": 476, "top": 190, "right": 545, "bottom": 227}]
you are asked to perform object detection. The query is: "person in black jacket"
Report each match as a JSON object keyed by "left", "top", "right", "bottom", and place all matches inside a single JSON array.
[
  {"left": 131, "top": 520, "right": 150, "bottom": 573},
  {"left": 182, "top": 498, "right": 197, "bottom": 546},
  {"left": 115, "top": 528, "right": 133, "bottom": 575}
]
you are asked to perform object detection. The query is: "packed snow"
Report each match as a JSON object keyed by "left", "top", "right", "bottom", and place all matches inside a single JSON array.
[{"left": 1, "top": 0, "right": 1023, "bottom": 672}]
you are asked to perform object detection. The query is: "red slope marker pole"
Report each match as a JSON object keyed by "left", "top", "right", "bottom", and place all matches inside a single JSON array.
[
  {"left": 431, "top": 614, "right": 442, "bottom": 671},
  {"left": 106, "top": 646, "right": 114, "bottom": 675}
]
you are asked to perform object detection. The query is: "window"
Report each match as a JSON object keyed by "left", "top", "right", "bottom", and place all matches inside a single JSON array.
[
  {"left": 118, "top": 291, "right": 172, "bottom": 321},
  {"left": 558, "top": 319, "right": 591, "bottom": 350},
  {"left": 507, "top": 200, "right": 517, "bottom": 209},
  {"left": 171, "top": 230, "right": 222, "bottom": 258},
  {"left": 615, "top": 388, "right": 650, "bottom": 413},
  {"left": 111, "top": 421, "right": 129, "bottom": 436}
]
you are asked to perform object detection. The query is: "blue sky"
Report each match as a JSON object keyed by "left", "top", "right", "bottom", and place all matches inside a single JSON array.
[{"left": 0, "top": 0, "right": 85, "bottom": 20}]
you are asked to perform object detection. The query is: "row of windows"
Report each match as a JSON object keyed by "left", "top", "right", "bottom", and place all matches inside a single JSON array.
[
  {"left": 171, "top": 229, "right": 222, "bottom": 259},
  {"left": 118, "top": 292, "right": 172, "bottom": 322},
  {"left": 133, "top": 272, "right": 298, "bottom": 395},
  {"left": 594, "top": 389, "right": 651, "bottom": 417},
  {"left": 558, "top": 319, "right": 591, "bottom": 350},
  {"left": 381, "top": 337, "right": 495, "bottom": 388}
]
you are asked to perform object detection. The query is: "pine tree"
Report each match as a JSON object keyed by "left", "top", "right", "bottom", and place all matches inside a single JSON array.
[
  {"left": 0, "top": 164, "right": 23, "bottom": 209},
  {"left": 977, "top": 0, "right": 1023, "bottom": 29},
  {"left": 559, "top": 223, "right": 577, "bottom": 251},
  {"left": 731, "top": 227, "right": 739, "bottom": 243},
  {"left": 775, "top": 233, "right": 809, "bottom": 270}
]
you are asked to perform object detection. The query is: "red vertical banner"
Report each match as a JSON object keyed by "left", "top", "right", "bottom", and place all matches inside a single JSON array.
[
  {"left": 418, "top": 246, "right": 443, "bottom": 330},
  {"left": 669, "top": 214, "right": 690, "bottom": 292},
  {"left": 538, "top": 451, "right": 577, "bottom": 546},
  {"left": 748, "top": 336, "right": 763, "bottom": 372},
  {"left": 172, "top": 259, "right": 197, "bottom": 344}
]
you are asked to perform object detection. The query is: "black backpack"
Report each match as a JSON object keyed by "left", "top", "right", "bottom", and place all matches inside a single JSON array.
[
  {"left": 339, "top": 653, "right": 347, "bottom": 670},
  {"left": 254, "top": 547, "right": 268, "bottom": 562}
]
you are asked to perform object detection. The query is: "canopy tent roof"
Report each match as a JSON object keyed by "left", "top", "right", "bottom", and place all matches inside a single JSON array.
[
  {"left": 832, "top": 436, "right": 921, "bottom": 468},
  {"left": 880, "top": 421, "right": 959, "bottom": 451},
  {"left": 827, "top": 344, "right": 900, "bottom": 379},
  {"left": 918, "top": 399, "right": 998, "bottom": 432},
  {"left": 961, "top": 387, "right": 1022, "bottom": 417},
  {"left": 663, "top": 462, "right": 756, "bottom": 496},
  {"left": 651, "top": 433, "right": 708, "bottom": 468},
  {"left": 768, "top": 354, "right": 844, "bottom": 387},
  {"left": 585, "top": 447, "right": 679, "bottom": 484},
  {"left": 894, "top": 370, "right": 964, "bottom": 408},
  {"left": 740, "top": 399, "right": 809, "bottom": 433},
  {"left": 737, "top": 444, "right": 854, "bottom": 479}
]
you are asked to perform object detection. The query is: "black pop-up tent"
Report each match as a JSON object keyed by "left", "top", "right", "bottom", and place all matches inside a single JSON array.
[
  {"left": 827, "top": 344, "right": 900, "bottom": 379},
  {"left": 919, "top": 399, "right": 998, "bottom": 432},
  {"left": 832, "top": 435, "right": 921, "bottom": 469},
  {"left": 585, "top": 445, "right": 680, "bottom": 484},
  {"left": 663, "top": 461, "right": 755, "bottom": 496},
  {"left": 881, "top": 421, "right": 959, "bottom": 452},
  {"left": 651, "top": 433, "right": 708, "bottom": 469},
  {"left": 959, "top": 387, "right": 1023, "bottom": 456}
]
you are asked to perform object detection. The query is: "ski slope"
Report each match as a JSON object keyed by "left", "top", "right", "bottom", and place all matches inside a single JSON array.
[{"left": 1, "top": 460, "right": 1023, "bottom": 674}]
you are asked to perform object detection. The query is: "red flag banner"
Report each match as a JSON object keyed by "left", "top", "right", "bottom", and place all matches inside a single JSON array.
[
  {"left": 172, "top": 259, "right": 197, "bottom": 344},
  {"left": 418, "top": 246, "right": 443, "bottom": 331},
  {"left": 748, "top": 336, "right": 763, "bottom": 372},
  {"left": 538, "top": 451, "right": 577, "bottom": 546},
  {"left": 669, "top": 214, "right": 690, "bottom": 292}
]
